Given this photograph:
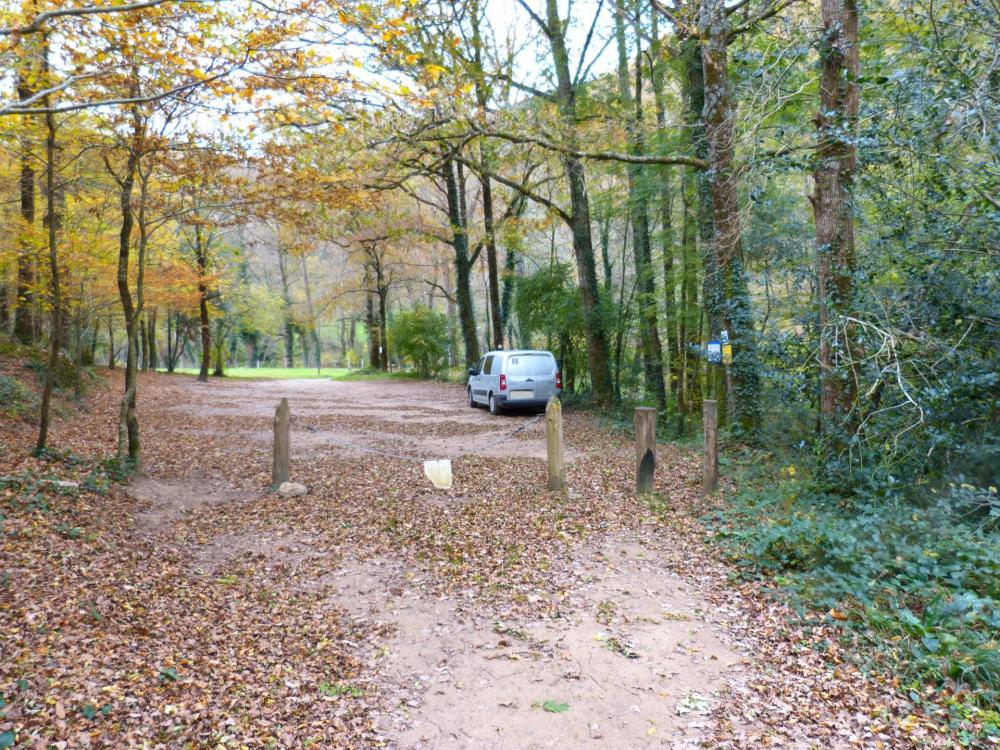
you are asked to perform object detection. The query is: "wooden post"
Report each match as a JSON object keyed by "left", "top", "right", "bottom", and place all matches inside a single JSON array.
[
  {"left": 273, "top": 398, "right": 290, "bottom": 488},
  {"left": 703, "top": 399, "right": 718, "bottom": 494},
  {"left": 546, "top": 395, "right": 565, "bottom": 492},
  {"left": 635, "top": 407, "right": 656, "bottom": 495}
]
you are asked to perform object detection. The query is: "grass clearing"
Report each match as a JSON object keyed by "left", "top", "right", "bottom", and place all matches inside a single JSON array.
[{"left": 170, "top": 366, "right": 351, "bottom": 380}]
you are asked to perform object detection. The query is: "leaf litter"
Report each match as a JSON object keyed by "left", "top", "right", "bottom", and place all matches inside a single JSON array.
[{"left": 0, "top": 371, "right": 984, "bottom": 748}]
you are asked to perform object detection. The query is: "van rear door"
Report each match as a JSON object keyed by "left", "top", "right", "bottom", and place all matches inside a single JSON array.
[{"left": 504, "top": 353, "right": 557, "bottom": 402}]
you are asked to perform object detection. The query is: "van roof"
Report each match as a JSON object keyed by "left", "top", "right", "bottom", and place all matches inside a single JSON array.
[{"left": 484, "top": 349, "right": 554, "bottom": 357}]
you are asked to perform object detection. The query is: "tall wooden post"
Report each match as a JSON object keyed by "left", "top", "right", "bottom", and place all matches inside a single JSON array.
[
  {"left": 703, "top": 399, "right": 718, "bottom": 494},
  {"left": 635, "top": 407, "right": 656, "bottom": 495},
  {"left": 273, "top": 398, "right": 290, "bottom": 488},
  {"left": 546, "top": 395, "right": 565, "bottom": 492}
]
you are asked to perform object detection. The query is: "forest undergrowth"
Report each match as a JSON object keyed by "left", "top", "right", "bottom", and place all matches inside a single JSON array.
[{"left": 707, "top": 445, "right": 1000, "bottom": 743}]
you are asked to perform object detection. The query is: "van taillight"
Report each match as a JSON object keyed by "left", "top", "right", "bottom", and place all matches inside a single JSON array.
[
  {"left": 556, "top": 371, "right": 562, "bottom": 389},
  {"left": 499, "top": 374, "right": 507, "bottom": 391}
]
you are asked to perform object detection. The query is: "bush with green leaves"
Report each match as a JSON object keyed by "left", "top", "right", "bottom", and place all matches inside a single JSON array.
[
  {"left": 26, "top": 351, "right": 79, "bottom": 391},
  {"left": 514, "top": 263, "right": 588, "bottom": 393},
  {"left": 710, "top": 457, "right": 1000, "bottom": 717},
  {"left": 387, "top": 306, "right": 448, "bottom": 377},
  {"left": 0, "top": 375, "right": 38, "bottom": 419}
]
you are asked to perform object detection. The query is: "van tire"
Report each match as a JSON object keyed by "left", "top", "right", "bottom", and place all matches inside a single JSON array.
[
  {"left": 468, "top": 388, "right": 477, "bottom": 408},
  {"left": 489, "top": 393, "right": 501, "bottom": 415}
]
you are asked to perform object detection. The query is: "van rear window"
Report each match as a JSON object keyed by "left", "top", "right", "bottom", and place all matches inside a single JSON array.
[{"left": 506, "top": 354, "right": 554, "bottom": 376}]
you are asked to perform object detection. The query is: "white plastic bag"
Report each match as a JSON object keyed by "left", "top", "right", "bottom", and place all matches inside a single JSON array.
[{"left": 423, "top": 459, "right": 453, "bottom": 490}]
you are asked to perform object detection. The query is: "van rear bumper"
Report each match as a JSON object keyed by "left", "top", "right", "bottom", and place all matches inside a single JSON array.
[{"left": 497, "top": 392, "right": 561, "bottom": 408}]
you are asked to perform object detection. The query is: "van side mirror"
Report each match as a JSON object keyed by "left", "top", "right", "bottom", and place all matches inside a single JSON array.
[{"left": 468, "top": 367, "right": 476, "bottom": 376}]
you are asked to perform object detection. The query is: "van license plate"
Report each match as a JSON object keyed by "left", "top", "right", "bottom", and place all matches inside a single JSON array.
[{"left": 509, "top": 390, "right": 533, "bottom": 400}]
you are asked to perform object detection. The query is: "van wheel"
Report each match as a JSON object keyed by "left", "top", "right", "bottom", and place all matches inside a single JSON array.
[
  {"left": 468, "top": 388, "right": 477, "bottom": 408},
  {"left": 489, "top": 393, "right": 501, "bottom": 415}
]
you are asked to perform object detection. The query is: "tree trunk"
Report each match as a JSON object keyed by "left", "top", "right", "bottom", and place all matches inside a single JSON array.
[
  {"left": 299, "top": 325, "right": 310, "bottom": 370},
  {"left": 699, "top": 0, "right": 761, "bottom": 435},
  {"left": 299, "top": 254, "right": 321, "bottom": 369},
  {"left": 114, "top": 133, "right": 140, "bottom": 464},
  {"left": 107, "top": 314, "right": 116, "bottom": 369},
  {"left": 442, "top": 156, "right": 479, "bottom": 364},
  {"left": 166, "top": 312, "right": 174, "bottom": 371},
  {"left": 468, "top": 0, "right": 504, "bottom": 349},
  {"left": 15, "top": 58, "right": 37, "bottom": 346},
  {"left": 195, "top": 224, "right": 210, "bottom": 383},
  {"left": 35, "top": 84, "right": 60, "bottom": 453},
  {"left": 544, "top": 0, "right": 615, "bottom": 406},
  {"left": 499, "top": 246, "right": 514, "bottom": 336},
  {"left": 212, "top": 319, "right": 226, "bottom": 376},
  {"left": 598, "top": 214, "right": 613, "bottom": 298},
  {"left": 814, "top": 0, "right": 860, "bottom": 433},
  {"left": 87, "top": 316, "right": 98, "bottom": 366},
  {"left": 277, "top": 249, "right": 294, "bottom": 367},
  {"left": 244, "top": 330, "right": 258, "bottom": 367},
  {"left": 364, "top": 265, "right": 379, "bottom": 368},
  {"left": 679, "top": 169, "right": 703, "bottom": 432},
  {"left": 499, "top": 195, "right": 526, "bottom": 338},
  {"left": 613, "top": 217, "right": 631, "bottom": 402},
  {"left": 120, "top": 149, "right": 153, "bottom": 463},
  {"left": 147, "top": 310, "right": 157, "bottom": 370},
  {"left": 680, "top": 35, "right": 722, "bottom": 424},
  {"left": 376, "top": 275, "right": 389, "bottom": 370},
  {"left": 481, "top": 173, "right": 503, "bottom": 349},
  {"left": 615, "top": 0, "right": 667, "bottom": 413},
  {"left": 442, "top": 261, "right": 457, "bottom": 365},
  {"left": 649, "top": 4, "right": 679, "bottom": 401},
  {"left": 168, "top": 313, "right": 186, "bottom": 373},
  {"left": 0, "top": 278, "right": 7, "bottom": 332},
  {"left": 139, "top": 314, "right": 148, "bottom": 371}
]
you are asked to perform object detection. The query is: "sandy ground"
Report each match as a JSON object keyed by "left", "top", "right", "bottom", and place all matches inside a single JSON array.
[
  {"left": 163, "top": 377, "right": 588, "bottom": 462},
  {"left": 122, "top": 376, "right": 746, "bottom": 749},
  {"left": 331, "top": 545, "right": 738, "bottom": 749},
  {"left": 4, "top": 371, "right": 966, "bottom": 749}
]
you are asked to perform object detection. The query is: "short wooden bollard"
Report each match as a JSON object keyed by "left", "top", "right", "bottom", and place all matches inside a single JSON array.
[
  {"left": 703, "top": 399, "right": 718, "bottom": 494},
  {"left": 635, "top": 407, "right": 656, "bottom": 495},
  {"left": 545, "top": 395, "right": 565, "bottom": 492},
  {"left": 273, "top": 398, "right": 290, "bottom": 488}
]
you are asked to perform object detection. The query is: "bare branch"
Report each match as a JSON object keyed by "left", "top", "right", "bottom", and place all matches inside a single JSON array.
[
  {"left": 514, "top": 0, "right": 551, "bottom": 37},
  {"left": 474, "top": 127, "right": 709, "bottom": 169},
  {"left": 455, "top": 152, "right": 572, "bottom": 226},
  {"left": 728, "top": 0, "right": 801, "bottom": 39},
  {"left": 573, "top": 0, "right": 605, "bottom": 86},
  {"left": 0, "top": 0, "right": 198, "bottom": 36},
  {"left": 0, "top": 64, "right": 240, "bottom": 116}
]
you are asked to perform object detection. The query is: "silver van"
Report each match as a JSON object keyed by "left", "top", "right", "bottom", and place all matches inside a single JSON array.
[{"left": 467, "top": 350, "right": 562, "bottom": 414}]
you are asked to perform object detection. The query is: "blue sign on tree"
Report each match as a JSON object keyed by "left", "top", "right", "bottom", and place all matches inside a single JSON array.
[{"left": 707, "top": 340, "right": 722, "bottom": 364}]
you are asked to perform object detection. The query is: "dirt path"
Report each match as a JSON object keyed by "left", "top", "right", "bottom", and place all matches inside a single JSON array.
[
  {"left": 333, "top": 543, "right": 738, "bottom": 749},
  {"left": 6, "top": 372, "right": 933, "bottom": 749},
  {"left": 127, "top": 376, "right": 746, "bottom": 748},
  {"left": 162, "top": 377, "right": 590, "bottom": 462}
]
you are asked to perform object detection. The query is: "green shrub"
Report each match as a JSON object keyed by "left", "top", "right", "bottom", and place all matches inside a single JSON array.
[
  {"left": 0, "top": 375, "right": 38, "bottom": 419},
  {"left": 0, "top": 336, "right": 30, "bottom": 359},
  {"left": 388, "top": 306, "right": 448, "bottom": 377},
  {"left": 26, "top": 351, "right": 78, "bottom": 390},
  {"left": 710, "top": 458, "right": 1000, "bottom": 713}
]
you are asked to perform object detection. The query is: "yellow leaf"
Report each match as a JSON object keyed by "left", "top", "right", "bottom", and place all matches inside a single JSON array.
[{"left": 425, "top": 63, "right": 446, "bottom": 79}]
